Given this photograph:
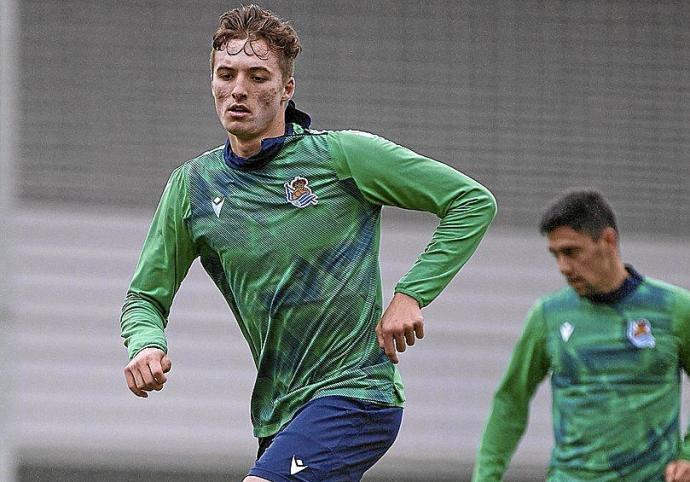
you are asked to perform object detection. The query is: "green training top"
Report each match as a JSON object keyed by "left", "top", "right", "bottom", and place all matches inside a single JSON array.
[
  {"left": 473, "top": 276, "right": 690, "bottom": 481},
  {"left": 121, "top": 124, "right": 497, "bottom": 437}
]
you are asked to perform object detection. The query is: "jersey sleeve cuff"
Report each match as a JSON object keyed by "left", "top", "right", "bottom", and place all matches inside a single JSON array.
[
  {"left": 393, "top": 288, "right": 425, "bottom": 307},
  {"left": 679, "top": 445, "right": 690, "bottom": 461},
  {"left": 128, "top": 340, "right": 168, "bottom": 360}
]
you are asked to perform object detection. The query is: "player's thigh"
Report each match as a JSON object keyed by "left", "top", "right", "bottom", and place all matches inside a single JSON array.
[
  {"left": 243, "top": 477, "right": 270, "bottom": 482},
  {"left": 248, "top": 396, "right": 402, "bottom": 481}
]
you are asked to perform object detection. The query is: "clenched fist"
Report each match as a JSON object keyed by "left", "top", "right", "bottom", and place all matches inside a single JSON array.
[{"left": 124, "top": 347, "right": 172, "bottom": 398}]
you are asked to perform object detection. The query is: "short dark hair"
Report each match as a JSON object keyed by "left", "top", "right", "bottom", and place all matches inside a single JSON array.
[
  {"left": 210, "top": 4, "right": 301, "bottom": 79},
  {"left": 539, "top": 189, "right": 618, "bottom": 239}
]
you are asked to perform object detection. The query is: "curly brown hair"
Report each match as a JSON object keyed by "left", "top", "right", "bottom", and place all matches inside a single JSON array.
[{"left": 210, "top": 4, "right": 302, "bottom": 79}]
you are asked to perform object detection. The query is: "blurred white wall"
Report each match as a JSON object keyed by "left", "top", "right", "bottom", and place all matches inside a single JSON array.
[{"left": 6, "top": 208, "right": 690, "bottom": 481}]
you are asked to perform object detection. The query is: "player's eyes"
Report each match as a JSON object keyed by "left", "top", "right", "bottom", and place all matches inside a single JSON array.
[{"left": 550, "top": 248, "right": 578, "bottom": 258}]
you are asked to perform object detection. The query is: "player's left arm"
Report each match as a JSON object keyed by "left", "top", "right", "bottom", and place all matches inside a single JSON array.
[
  {"left": 329, "top": 131, "right": 497, "bottom": 362},
  {"left": 668, "top": 286, "right": 690, "bottom": 480}
]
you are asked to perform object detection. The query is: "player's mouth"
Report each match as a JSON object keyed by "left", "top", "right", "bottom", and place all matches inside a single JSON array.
[
  {"left": 566, "top": 277, "right": 590, "bottom": 293},
  {"left": 564, "top": 275, "right": 583, "bottom": 287},
  {"left": 228, "top": 104, "right": 251, "bottom": 119}
]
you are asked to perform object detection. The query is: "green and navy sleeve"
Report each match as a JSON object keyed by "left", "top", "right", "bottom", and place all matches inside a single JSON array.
[
  {"left": 472, "top": 301, "right": 550, "bottom": 482},
  {"left": 673, "top": 286, "right": 690, "bottom": 460},
  {"left": 120, "top": 165, "right": 197, "bottom": 360},
  {"left": 327, "top": 130, "right": 497, "bottom": 307}
]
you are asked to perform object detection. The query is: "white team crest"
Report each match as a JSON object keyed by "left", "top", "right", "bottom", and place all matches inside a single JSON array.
[
  {"left": 627, "top": 319, "right": 655, "bottom": 348},
  {"left": 212, "top": 196, "right": 225, "bottom": 218},
  {"left": 560, "top": 322, "right": 574, "bottom": 342},
  {"left": 284, "top": 176, "right": 318, "bottom": 208},
  {"left": 290, "top": 455, "right": 308, "bottom": 475}
]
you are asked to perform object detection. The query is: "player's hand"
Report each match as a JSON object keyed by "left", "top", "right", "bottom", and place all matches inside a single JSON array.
[
  {"left": 665, "top": 460, "right": 690, "bottom": 482},
  {"left": 124, "top": 347, "right": 172, "bottom": 398},
  {"left": 375, "top": 292, "right": 424, "bottom": 364}
]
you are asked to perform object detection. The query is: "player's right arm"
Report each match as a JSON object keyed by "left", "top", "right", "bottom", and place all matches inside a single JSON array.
[
  {"left": 120, "top": 165, "right": 197, "bottom": 397},
  {"left": 124, "top": 347, "right": 172, "bottom": 398},
  {"left": 472, "top": 301, "right": 550, "bottom": 481}
]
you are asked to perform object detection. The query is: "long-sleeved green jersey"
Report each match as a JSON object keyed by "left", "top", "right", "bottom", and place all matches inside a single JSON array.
[
  {"left": 120, "top": 123, "right": 496, "bottom": 437},
  {"left": 473, "top": 273, "right": 690, "bottom": 481}
]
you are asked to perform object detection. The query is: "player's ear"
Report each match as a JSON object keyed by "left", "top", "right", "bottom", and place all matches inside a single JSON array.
[
  {"left": 601, "top": 227, "right": 619, "bottom": 251},
  {"left": 282, "top": 77, "right": 295, "bottom": 102}
]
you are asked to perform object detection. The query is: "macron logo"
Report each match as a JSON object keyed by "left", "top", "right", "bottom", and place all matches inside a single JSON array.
[
  {"left": 212, "top": 196, "right": 225, "bottom": 218},
  {"left": 560, "top": 322, "right": 574, "bottom": 342},
  {"left": 290, "top": 455, "right": 308, "bottom": 475}
]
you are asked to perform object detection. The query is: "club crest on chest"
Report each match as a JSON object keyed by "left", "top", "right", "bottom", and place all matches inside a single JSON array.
[
  {"left": 284, "top": 176, "right": 318, "bottom": 208},
  {"left": 627, "top": 318, "right": 655, "bottom": 348}
]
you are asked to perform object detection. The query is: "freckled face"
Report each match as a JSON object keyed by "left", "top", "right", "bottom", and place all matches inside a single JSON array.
[{"left": 211, "top": 38, "right": 294, "bottom": 143}]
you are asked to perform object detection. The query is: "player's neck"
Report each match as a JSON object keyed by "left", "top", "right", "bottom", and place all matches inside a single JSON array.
[
  {"left": 229, "top": 120, "right": 287, "bottom": 159},
  {"left": 229, "top": 137, "right": 262, "bottom": 158},
  {"left": 600, "top": 261, "right": 630, "bottom": 293}
]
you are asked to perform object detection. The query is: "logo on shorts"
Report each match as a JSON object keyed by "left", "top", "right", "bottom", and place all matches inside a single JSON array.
[
  {"left": 627, "top": 319, "right": 655, "bottom": 348},
  {"left": 290, "top": 455, "right": 308, "bottom": 475},
  {"left": 284, "top": 176, "right": 318, "bottom": 208}
]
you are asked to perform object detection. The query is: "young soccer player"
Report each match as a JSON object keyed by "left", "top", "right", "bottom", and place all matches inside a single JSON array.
[
  {"left": 473, "top": 190, "right": 690, "bottom": 482},
  {"left": 120, "top": 5, "right": 496, "bottom": 481}
]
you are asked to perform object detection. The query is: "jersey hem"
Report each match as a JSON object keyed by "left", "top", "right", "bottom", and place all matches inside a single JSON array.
[
  {"left": 252, "top": 392, "right": 405, "bottom": 438},
  {"left": 311, "top": 392, "right": 405, "bottom": 408}
]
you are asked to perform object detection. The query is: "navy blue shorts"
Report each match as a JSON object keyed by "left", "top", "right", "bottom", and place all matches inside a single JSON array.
[{"left": 247, "top": 396, "right": 403, "bottom": 481}]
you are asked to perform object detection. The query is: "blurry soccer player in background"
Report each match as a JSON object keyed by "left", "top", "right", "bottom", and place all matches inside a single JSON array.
[
  {"left": 120, "top": 4, "right": 496, "bottom": 481},
  {"left": 473, "top": 189, "right": 690, "bottom": 482}
]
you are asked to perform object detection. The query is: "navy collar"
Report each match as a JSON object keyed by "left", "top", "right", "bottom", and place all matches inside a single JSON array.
[
  {"left": 223, "top": 101, "right": 311, "bottom": 170},
  {"left": 585, "top": 265, "right": 643, "bottom": 304},
  {"left": 285, "top": 100, "right": 311, "bottom": 128},
  {"left": 224, "top": 124, "right": 291, "bottom": 170}
]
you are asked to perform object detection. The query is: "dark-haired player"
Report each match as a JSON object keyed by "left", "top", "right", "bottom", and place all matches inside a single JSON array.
[{"left": 473, "top": 189, "right": 690, "bottom": 482}]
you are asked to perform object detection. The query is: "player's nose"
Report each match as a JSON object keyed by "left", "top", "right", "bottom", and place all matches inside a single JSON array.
[
  {"left": 556, "top": 255, "right": 572, "bottom": 276},
  {"left": 231, "top": 76, "right": 248, "bottom": 100}
]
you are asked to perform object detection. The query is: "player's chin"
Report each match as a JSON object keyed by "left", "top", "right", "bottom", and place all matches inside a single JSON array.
[
  {"left": 228, "top": 125, "right": 261, "bottom": 141},
  {"left": 568, "top": 281, "right": 587, "bottom": 296}
]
